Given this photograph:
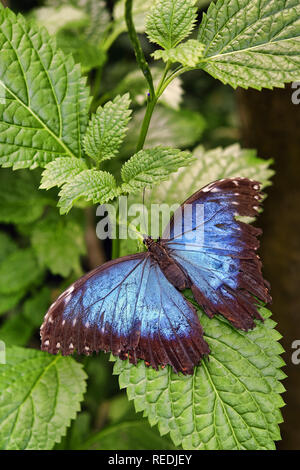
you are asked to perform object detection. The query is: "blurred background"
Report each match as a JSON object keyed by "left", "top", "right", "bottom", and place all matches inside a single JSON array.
[{"left": 0, "top": 0, "right": 299, "bottom": 450}]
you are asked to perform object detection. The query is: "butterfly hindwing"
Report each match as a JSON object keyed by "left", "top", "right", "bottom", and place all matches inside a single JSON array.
[
  {"left": 163, "top": 178, "right": 271, "bottom": 331},
  {"left": 41, "top": 253, "right": 209, "bottom": 374}
]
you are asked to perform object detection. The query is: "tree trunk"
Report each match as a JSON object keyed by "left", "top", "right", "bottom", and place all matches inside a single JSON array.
[{"left": 237, "top": 85, "right": 300, "bottom": 450}]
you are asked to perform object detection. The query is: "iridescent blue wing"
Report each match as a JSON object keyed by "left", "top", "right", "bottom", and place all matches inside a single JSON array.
[
  {"left": 41, "top": 253, "right": 209, "bottom": 374},
  {"left": 162, "top": 178, "right": 271, "bottom": 331}
]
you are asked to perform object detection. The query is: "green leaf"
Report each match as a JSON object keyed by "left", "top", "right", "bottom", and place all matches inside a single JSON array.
[
  {"left": 150, "top": 144, "right": 274, "bottom": 205},
  {"left": 153, "top": 40, "right": 205, "bottom": 67},
  {"left": 0, "top": 347, "right": 87, "bottom": 449},
  {"left": 80, "top": 421, "right": 176, "bottom": 450},
  {"left": 121, "top": 147, "right": 195, "bottom": 193},
  {"left": 0, "top": 232, "right": 26, "bottom": 315},
  {"left": 31, "top": 5, "right": 88, "bottom": 35},
  {"left": 0, "top": 248, "right": 44, "bottom": 295},
  {"left": 58, "top": 169, "right": 118, "bottom": 214},
  {"left": 55, "top": 411, "right": 91, "bottom": 450},
  {"left": 114, "top": 307, "right": 285, "bottom": 450},
  {"left": 122, "top": 106, "right": 206, "bottom": 156},
  {"left": 56, "top": 30, "right": 107, "bottom": 74},
  {"left": 0, "top": 169, "right": 51, "bottom": 224},
  {"left": 0, "top": 5, "right": 90, "bottom": 169},
  {"left": 0, "top": 289, "right": 50, "bottom": 344},
  {"left": 0, "top": 313, "right": 35, "bottom": 346},
  {"left": 31, "top": 212, "right": 86, "bottom": 277},
  {"left": 198, "top": 0, "right": 300, "bottom": 90},
  {"left": 40, "top": 157, "right": 88, "bottom": 190},
  {"left": 146, "top": 0, "right": 198, "bottom": 49},
  {"left": 47, "top": 0, "right": 110, "bottom": 45},
  {"left": 23, "top": 287, "right": 51, "bottom": 328},
  {"left": 113, "top": 0, "right": 153, "bottom": 35},
  {"left": 0, "top": 291, "right": 26, "bottom": 316},
  {"left": 0, "top": 232, "right": 17, "bottom": 264},
  {"left": 83, "top": 94, "right": 132, "bottom": 163}
]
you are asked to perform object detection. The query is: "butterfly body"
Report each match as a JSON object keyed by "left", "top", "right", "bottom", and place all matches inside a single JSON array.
[
  {"left": 144, "top": 237, "right": 191, "bottom": 290},
  {"left": 41, "top": 178, "right": 271, "bottom": 375}
]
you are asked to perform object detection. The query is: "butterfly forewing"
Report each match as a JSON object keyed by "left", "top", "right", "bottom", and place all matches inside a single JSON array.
[{"left": 163, "top": 178, "right": 271, "bottom": 330}]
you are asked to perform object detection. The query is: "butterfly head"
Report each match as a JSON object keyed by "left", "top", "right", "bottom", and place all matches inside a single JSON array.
[{"left": 143, "top": 236, "right": 154, "bottom": 249}]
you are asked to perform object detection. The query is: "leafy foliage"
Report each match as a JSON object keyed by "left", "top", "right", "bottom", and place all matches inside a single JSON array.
[
  {"left": 0, "top": 248, "right": 44, "bottom": 295},
  {"left": 114, "top": 0, "right": 153, "bottom": 35},
  {"left": 46, "top": 0, "right": 110, "bottom": 45},
  {"left": 115, "top": 67, "right": 184, "bottom": 109},
  {"left": 114, "top": 307, "right": 285, "bottom": 450},
  {"left": 0, "top": 288, "right": 51, "bottom": 345},
  {"left": 0, "top": 347, "right": 87, "bottom": 449},
  {"left": 31, "top": 212, "right": 86, "bottom": 276},
  {"left": 56, "top": 30, "right": 106, "bottom": 74},
  {"left": 121, "top": 147, "right": 195, "bottom": 193},
  {"left": 0, "top": 233, "right": 26, "bottom": 315},
  {"left": 150, "top": 144, "right": 274, "bottom": 205},
  {"left": 0, "top": 290, "right": 26, "bottom": 317},
  {"left": 0, "top": 170, "right": 51, "bottom": 224},
  {"left": 40, "top": 157, "right": 88, "bottom": 190},
  {"left": 146, "top": 0, "right": 198, "bottom": 49},
  {"left": 0, "top": 0, "right": 292, "bottom": 452},
  {"left": 0, "top": 4, "right": 90, "bottom": 169},
  {"left": 58, "top": 169, "right": 118, "bottom": 214},
  {"left": 123, "top": 106, "right": 206, "bottom": 155},
  {"left": 80, "top": 421, "right": 176, "bottom": 450},
  {"left": 22, "top": 287, "right": 52, "bottom": 329},
  {"left": 153, "top": 40, "right": 205, "bottom": 67},
  {"left": 198, "top": 0, "right": 300, "bottom": 90},
  {"left": 31, "top": 5, "right": 87, "bottom": 35},
  {"left": 83, "top": 94, "right": 132, "bottom": 163}
]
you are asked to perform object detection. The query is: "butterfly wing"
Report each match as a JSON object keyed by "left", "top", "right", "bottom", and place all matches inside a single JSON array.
[
  {"left": 162, "top": 178, "right": 271, "bottom": 331},
  {"left": 41, "top": 253, "right": 209, "bottom": 374}
]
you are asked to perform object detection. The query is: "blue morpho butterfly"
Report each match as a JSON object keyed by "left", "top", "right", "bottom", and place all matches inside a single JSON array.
[{"left": 40, "top": 178, "right": 271, "bottom": 374}]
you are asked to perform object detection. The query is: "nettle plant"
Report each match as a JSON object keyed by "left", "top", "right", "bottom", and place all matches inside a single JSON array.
[{"left": 0, "top": 0, "right": 299, "bottom": 451}]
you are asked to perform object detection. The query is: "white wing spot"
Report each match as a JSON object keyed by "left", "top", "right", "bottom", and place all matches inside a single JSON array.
[
  {"left": 56, "top": 342, "right": 61, "bottom": 348},
  {"left": 85, "top": 321, "right": 89, "bottom": 328},
  {"left": 72, "top": 319, "right": 77, "bottom": 326},
  {"left": 44, "top": 340, "right": 49, "bottom": 346},
  {"left": 69, "top": 343, "right": 74, "bottom": 349}
]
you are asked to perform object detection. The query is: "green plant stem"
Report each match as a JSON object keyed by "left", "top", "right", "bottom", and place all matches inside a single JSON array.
[
  {"left": 125, "top": 0, "right": 154, "bottom": 100},
  {"left": 136, "top": 62, "right": 172, "bottom": 152},
  {"left": 158, "top": 66, "right": 191, "bottom": 97},
  {"left": 135, "top": 97, "right": 157, "bottom": 152}
]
